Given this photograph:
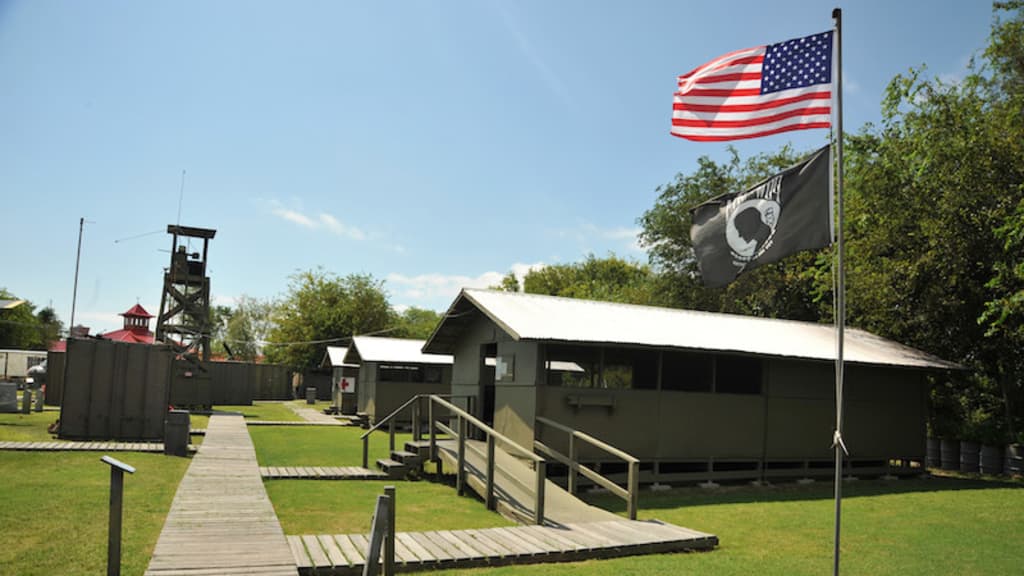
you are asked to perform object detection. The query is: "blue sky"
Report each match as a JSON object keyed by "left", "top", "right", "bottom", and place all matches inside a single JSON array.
[{"left": 1, "top": 0, "right": 994, "bottom": 335}]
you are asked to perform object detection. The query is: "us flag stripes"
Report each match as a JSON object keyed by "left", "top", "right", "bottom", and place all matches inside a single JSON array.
[{"left": 671, "top": 31, "right": 833, "bottom": 141}]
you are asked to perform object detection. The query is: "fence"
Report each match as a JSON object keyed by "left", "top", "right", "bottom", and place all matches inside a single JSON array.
[{"left": 59, "top": 339, "right": 172, "bottom": 440}]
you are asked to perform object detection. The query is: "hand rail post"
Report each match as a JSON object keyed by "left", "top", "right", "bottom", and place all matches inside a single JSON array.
[
  {"left": 411, "top": 397, "right": 421, "bottom": 442},
  {"left": 362, "top": 436, "right": 369, "bottom": 469},
  {"left": 568, "top": 432, "right": 578, "bottom": 495},
  {"left": 627, "top": 460, "right": 639, "bottom": 520},
  {"left": 388, "top": 419, "right": 395, "bottom": 452},
  {"left": 428, "top": 397, "right": 436, "bottom": 462},
  {"left": 456, "top": 416, "right": 466, "bottom": 496},
  {"left": 485, "top": 434, "right": 496, "bottom": 510},
  {"left": 534, "top": 460, "right": 546, "bottom": 525},
  {"left": 383, "top": 486, "right": 396, "bottom": 576}
]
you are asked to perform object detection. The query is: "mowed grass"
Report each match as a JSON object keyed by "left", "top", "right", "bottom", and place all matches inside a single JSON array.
[
  {"left": 0, "top": 451, "right": 190, "bottom": 576},
  {"left": 249, "top": 424, "right": 415, "bottom": 467},
  {"left": 267, "top": 479, "right": 516, "bottom": 534},
  {"left": 422, "top": 477, "right": 1024, "bottom": 576},
  {"left": 0, "top": 409, "right": 63, "bottom": 442},
  {"left": 215, "top": 402, "right": 304, "bottom": 421}
]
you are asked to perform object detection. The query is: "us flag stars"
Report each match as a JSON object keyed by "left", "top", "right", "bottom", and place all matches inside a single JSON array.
[{"left": 761, "top": 31, "right": 833, "bottom": 94}]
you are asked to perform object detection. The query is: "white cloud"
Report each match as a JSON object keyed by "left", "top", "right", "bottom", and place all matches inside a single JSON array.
[
  {"left": 559, "top": 222, "right": 645, "bottom": 254},
  {"left": 387, "top": 262, "right": 546, "bottom": 309},
  {"left": 266, "top": 200, "right": 366, "bottom": 240}
]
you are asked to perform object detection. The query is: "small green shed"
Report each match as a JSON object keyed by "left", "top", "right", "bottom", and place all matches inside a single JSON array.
[{"left": 344, "top": 336, "right": 452, "bottom": 425}]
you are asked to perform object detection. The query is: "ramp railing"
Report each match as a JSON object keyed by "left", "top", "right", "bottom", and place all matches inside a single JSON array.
[
  {"left": 427, "top": 395, "right": 547, "bottom": 525},
  {"left": 359, "top": 394, "right": 474, "bottom": 468},
  {"left": 534, "top": 415, "right": 640, "bottom": 520}
]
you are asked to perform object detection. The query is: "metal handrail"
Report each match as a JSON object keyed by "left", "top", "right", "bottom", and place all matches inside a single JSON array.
[
  {"left": 428, "top": 395, "right": 542, "bottom": 463},
  {"left": 359, "top": 393, "right": 472, "bottom": 468},
  {"left": 427, "top": 395, "right": 546, "bottom": 525},
  {"left": 535, "top": 415, "right": 640, "bottom": 520}
]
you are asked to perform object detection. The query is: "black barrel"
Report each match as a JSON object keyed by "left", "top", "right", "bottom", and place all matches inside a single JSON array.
[
  {"left": 940, "top": 438, "right": 960, "bottom": 471},
  {"left": 980, "top": 445, "right": 1004, "bottom": 475},
  {"left": 926, "top": 437, "right": 940, "bottom": 468},
  {"left": 959, "top": 441, "right": 980, "bottom": 473},
  {"left": 1006, "top": 444, "right": 1024, "bottom": 476}
]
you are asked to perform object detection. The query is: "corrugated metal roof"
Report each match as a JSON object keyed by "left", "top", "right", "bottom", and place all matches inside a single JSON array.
[
  {"left": 347, "top": 336, "right": 452, "bottom": 365},
  {"left": 0, "top": 299, "right": 26, "bottom": 310},
  {"left": 426, "top": 289, "right": 960, "bottom": 370},
  {"left": 324, "top": 346, "right": 358, "bottom": 368}
]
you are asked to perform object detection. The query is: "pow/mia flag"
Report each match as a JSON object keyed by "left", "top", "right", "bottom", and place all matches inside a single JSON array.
[{"left": 690, "top": 145, "right": 832, "bottom": 287}]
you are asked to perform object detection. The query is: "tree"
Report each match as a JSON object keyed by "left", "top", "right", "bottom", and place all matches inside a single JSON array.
[
  {"left": 209, "top": 304, "right": 233, "bottom": 357},
  {"left": 522, "top": 254, "right": 657, "bottom": 305},
  {"left": 222, "top": 296, "right": 276, "bottom": 362},
  {"left": 843, "top": 1, "right": 1024, "bottom": 443},
  {"left": 392, "top": 307, "right": 443, "bottom": 340},
  {"left": 490, "top": 271, "right": 521, "bottom": 292},
  {"left": 265, "top": 270, "right": 394, "bottom": 369},
  {"left": 0, "top": 289, "right": 45, "bottom": 349},
  {"left": 34, "top": 306, "right": 63, "bottom": 349}
]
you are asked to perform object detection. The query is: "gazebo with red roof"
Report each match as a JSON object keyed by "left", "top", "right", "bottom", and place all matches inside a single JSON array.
[{"left": 101, "top": 304, "right": 156, "bottom": 344}]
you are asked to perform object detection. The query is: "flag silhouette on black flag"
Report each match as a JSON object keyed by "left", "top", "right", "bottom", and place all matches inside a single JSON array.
[{"left": 690, "top": 145, "right": 832, "bottom": 287}]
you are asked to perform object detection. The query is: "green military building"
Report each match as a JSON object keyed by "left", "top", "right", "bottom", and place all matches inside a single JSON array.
[
  {"left": 321, "top": 346, "right": 360, "bottom": 414},
  {"left": 422, "top": 289, "right": 960, "bottom": 484},
  {"left": 344, "top": 336, "right": 453, "bottom": 425}
]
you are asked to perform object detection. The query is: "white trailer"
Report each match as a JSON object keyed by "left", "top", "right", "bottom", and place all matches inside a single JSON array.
[{"left": 0, "top": 349, "right": 48, "bottom": 382}]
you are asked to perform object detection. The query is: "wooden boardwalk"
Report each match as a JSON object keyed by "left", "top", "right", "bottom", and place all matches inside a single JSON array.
[
  {"left": 0, "top": 440, "right": 194, "bottom": 452},
  {"left": 248, "top": 420, "right": 350, "bottom": 427},
  {"left": 285, "top": 403, "right": 349, "bottom": 425},
  {"left": 145, "top": 414, "right": 299, "bottom": 576},
  {"left": 261, "top": 466, "right": 387, "bottom": 480},
  {"left": 288, "top": 519, "right": 717, "bottom": 574}
]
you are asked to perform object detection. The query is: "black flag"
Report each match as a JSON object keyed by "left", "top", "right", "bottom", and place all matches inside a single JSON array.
[{"left": 690, "top": 145, "right": 832, "bottom": 287}]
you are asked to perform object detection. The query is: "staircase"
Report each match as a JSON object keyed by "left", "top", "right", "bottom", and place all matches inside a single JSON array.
[{"left": 374, "top": 442, "right": 427, "bottom": 479}]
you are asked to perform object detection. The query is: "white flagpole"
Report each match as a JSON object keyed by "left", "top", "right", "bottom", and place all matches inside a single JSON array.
[{"left": 831, "top": 8, "right": 847, "bottom": 576}]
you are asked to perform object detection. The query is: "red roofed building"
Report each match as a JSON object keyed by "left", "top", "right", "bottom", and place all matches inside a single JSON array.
[{"left": 101, "top": 304, "right": 156, "bottom": 344}]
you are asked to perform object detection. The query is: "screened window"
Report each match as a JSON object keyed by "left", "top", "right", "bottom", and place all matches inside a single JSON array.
[
  {"left": 545, "top": 345, "right": 599, "bottom": 388},
  {"left": 661, "top": 351, "right": 713, "bottom": 392},
  {"left": 378, "top": 364, "right": 424, "bottom": 382},
  {"left": 715, "top": 355, "right": 762, "bottom": 394}
]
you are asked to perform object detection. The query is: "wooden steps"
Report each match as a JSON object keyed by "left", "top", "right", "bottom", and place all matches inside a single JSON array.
[
  {"left": 288, "top": 519, "right": 717, "bottom": 574},
  {"left": 260, "top": 466, "right": 387, "bottom": 480}
]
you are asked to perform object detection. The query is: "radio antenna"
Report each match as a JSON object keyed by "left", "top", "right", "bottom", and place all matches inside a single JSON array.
[{"left": 176, "top": 169, "right": 186, "bottom": 226}]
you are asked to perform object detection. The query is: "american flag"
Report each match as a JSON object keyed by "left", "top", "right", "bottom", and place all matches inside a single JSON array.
[{"left": 671, "top": 31, "right": 833, "bottom": 142}]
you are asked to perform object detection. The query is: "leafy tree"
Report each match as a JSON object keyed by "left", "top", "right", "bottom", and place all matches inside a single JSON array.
[
  {"left": 34, "top": 306, "right": 63, "bottom": 349},
  {"left": 265, "top": 270, "right": 394, "bottom": 369},
  {"left": 208, "top": 304, "right": 233, "bottom": 357},
  {"left": 843, "top": 1, "right": 1024, "bottom": 443},
  {"left": 223, "top": 296, "right": 276, "bottom": 362},
  {"left": 0, "top": 289, "right": 45, "bottom": 349},
  {"left": 392, "top": 307, "right": 443, "bottom": 340},
  {"left": 490, "top": 271, "right": 521, "bottom": 292},
  {"left": 522, "top": 254, "right": 657, "bottom": 305}
]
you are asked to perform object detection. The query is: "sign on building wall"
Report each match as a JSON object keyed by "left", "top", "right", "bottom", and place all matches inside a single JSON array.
[{"left": 338, "top": 376, "right": 357, "bottom": 393}]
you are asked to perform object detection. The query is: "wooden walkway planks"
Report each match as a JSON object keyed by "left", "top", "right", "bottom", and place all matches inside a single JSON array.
[
  {"left": 260, "top": 466, "right": 387, "bottom": 480},
  {"left": 145, "top": 414, "right": 299, "bottom": 576},
  {"left": 247, "top": 420, "right": 351, "bottom": 427},
  {"left": 288, "top": 519, "right": 718, "bottom": 574},
  {"left": 0, "top": 440, "right": 195, "bottom": 453}
]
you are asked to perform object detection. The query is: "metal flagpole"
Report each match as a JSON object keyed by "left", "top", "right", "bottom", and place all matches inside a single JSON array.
[{"left": 831, "top": 7, "right": 847, "bottom": 576}]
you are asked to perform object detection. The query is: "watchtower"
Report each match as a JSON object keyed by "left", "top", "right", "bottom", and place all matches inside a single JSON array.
[{"left": 155, "top": 225, "right": 217, "bottom": 362}]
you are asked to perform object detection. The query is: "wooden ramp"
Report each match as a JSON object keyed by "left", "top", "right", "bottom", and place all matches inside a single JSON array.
[
  {"left": 433, "top": 438, "right": 620, "bottom": 526},
  {"left": 260, "top": 466, "right": 387, "bottom": 480},
  {"left": 288, "top": 519, "right": 717, "bottom": 574},
  {"left": 145, "top": 414, "right": 299, "bottom": 576}
]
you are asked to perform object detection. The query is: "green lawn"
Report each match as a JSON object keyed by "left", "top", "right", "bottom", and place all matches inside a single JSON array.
[
  {"left": 249, "top": 424, "right": 416, "bottom": 467},
  {"left": 0, "top": 410, "right": 63, "bottom": 442},
  {"left": 214, "top": 402, "right": 304, "bottom": 421},
  {"left": 0, "top": 451, "right": 190, "bottom": 576},
  {"left": 267, "top": 479, "right": 515, "bottom": 534},
  {"left": 422, "top": 477, "right": 1024, "bottom": 576}
]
